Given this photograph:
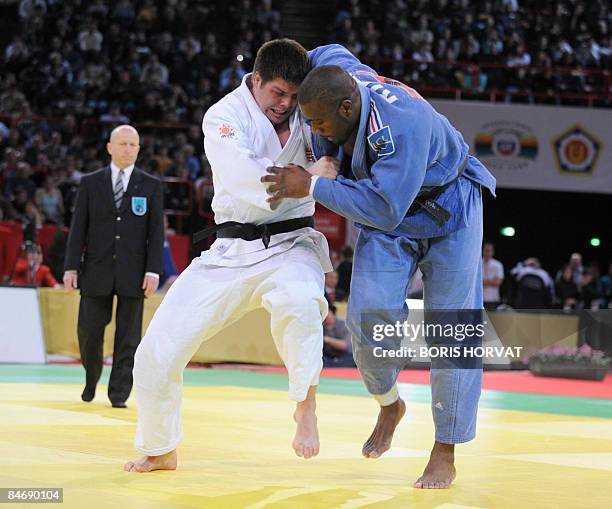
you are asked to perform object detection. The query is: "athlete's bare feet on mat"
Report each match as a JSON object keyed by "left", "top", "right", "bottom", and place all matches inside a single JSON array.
[
  {"left": 292, "top": 388, "right": 319, "bottom": 459},
  {"left": 414, "top": 441, "right": 456, "bottom": 489},
  {"left": 362, "top": 398, "right": 406, "bottom": 458},
  {"left": 123, "top": 450, "right": 177, "bottom": 473}
]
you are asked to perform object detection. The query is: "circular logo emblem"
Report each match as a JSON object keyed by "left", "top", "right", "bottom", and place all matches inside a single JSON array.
[
  {"left": 474, "top": 121, "right": 538, "bottom": 171},
  {"left": 553, "top": 125, "right": 601, "bottom": 174}
]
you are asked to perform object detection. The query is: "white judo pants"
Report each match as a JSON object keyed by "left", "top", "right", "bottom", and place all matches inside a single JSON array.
[{"left": 133, "top": 244, "right": 327, "bottom": 455}]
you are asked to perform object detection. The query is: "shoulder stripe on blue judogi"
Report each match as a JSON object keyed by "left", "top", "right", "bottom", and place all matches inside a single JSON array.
[{"left": 369, "top": 100, "right": 383, "bottom": 134}]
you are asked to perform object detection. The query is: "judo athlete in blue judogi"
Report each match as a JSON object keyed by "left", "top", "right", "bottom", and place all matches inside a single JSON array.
[{"left": 262, "top": 44, "right": 496, "bottom": 489}]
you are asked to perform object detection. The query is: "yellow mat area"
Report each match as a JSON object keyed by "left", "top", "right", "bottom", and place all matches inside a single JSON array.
[{"left": 1, "top": 383, "right": 611, "bottom": 509}]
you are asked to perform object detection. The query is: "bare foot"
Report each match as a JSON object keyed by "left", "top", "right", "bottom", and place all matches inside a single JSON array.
[
  {"left": 123, "top": 450, "right": 177, "bottom": 473},
  {"left": 292, "top": 389, "right": 319, "bottom": 459},
  {"left": 413, "top": 441, "right": 456, "bottom": 489},
  {"left": 362, "top": 398, "right": 406, "bottom": 458}
]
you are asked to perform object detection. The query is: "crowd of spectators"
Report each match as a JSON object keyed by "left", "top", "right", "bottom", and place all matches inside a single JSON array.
[
  {"left": 2, "top": 0, "right": 281, "bottom": 120},
  {"left": 1, "top": 0, "right": 283, "bottom": 239},
  {"left": 331, "top": 0, "right": 612, "bottom": 102},
  {"left": 484, "top": 247, "right": 611, "bottom": 311}
]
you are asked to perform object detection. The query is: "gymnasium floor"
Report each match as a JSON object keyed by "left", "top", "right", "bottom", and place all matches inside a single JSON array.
[{"left": 0, "top": 364, "right": 611, "bottom": 509}]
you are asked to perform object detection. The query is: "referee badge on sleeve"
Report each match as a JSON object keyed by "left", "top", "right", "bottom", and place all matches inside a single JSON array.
[{"left": 132, "top": 196, "right": 147, "bottom": 216}]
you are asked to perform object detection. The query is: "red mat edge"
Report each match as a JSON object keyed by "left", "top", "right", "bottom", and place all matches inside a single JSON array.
[
  {"left": 213, "top": 364, "right": 612, "bottom": 399},
  {"left": 47, "top": 360, "right": 611, "bottom": 399}
]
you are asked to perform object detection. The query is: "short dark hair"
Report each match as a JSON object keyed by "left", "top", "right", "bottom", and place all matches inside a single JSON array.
[
  {"left": 253, "top": 38, "right": 310, "bottom": 85},
  {"left": 298, "top": 65, "right": 357, "bottom": 109},
  {"left": 23, "top": 241, "right": 41, "bottom": 255},
  {"left": 341, "top": 245, "right": 354, "bottom": 258}
]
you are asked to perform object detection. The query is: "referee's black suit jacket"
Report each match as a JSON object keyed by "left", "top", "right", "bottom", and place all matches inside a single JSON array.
[{"left": 64, "top": 165, "right": 164, "bottom": 296}]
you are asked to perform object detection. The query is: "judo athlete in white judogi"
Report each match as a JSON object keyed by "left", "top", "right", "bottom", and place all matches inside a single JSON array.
[
  {"left": 263, "top": 45, "right": 497, "bottom": 489},
  {"left": 124, "top": 39, "right": 333, "bottom": 473}
]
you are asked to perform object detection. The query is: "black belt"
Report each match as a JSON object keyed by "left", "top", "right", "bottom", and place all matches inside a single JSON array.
[
  {"left": 193, "top": 216, "right": 314, "bottom": 248},
  {"left": 408, "top": 157, "right": 468, "bottom": 226}
]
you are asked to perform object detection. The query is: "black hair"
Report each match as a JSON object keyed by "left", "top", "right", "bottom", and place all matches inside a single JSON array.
[
  {"left": 253, "top": 38, "right": 310, "bottom": 85},
  {"left": 341, "top": 245, "right": 354, "bottom": 258},
  {"left": 298, "top": 65, "right": 357, "bottom": 109}
]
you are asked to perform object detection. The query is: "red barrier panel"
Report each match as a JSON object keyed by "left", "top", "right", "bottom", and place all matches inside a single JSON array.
[
  {"left": 37, "top": 225, "right": 68, "bottom": 259},
  {"left": 0, "top": 222, "right": 24, "bottom": 282},
  {"left": 167, "top": 233, "right": 190, "bottom": 273},
  {"left": 314, "top": 204, "right": 346, "bottom": 253}
]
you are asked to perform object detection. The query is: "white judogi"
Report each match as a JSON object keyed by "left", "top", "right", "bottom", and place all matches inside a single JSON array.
[{"left": 132, "top": 75, "right": 332, "bottom": 456}]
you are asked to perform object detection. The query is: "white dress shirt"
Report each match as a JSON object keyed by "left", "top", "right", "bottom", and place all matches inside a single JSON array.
[{"left": 110, "top": 162, "right": 134, "bottom": 192}]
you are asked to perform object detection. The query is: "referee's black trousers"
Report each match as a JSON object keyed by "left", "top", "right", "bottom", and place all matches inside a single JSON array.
[{"left": 77, "top": 294, "right": 143, "bottom": 403}]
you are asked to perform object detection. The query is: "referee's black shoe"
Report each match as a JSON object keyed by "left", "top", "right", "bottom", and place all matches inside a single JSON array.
[{"left": 81, "top": 385, "right": 95, "bottom": 402}]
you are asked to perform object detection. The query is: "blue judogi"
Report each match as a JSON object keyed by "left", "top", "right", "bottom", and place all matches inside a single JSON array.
[{"left": 308, "top": 44, "right": 496, "bottom": 444}]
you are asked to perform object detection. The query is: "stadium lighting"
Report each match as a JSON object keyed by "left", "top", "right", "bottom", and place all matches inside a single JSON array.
[
  {"left": 590, "top": 237, "right": 601, "bottom": 247},
  {"left": 500, "top": 226, "right": 515, "bottom": 237}
]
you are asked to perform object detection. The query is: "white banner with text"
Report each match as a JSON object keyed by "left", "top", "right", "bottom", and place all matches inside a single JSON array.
[{"left": 431, "top": 100, "right": 612, "bottom": 194}]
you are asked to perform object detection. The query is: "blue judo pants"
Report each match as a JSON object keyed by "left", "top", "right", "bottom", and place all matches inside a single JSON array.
[{"left": 347, "top": 181, "right": 483, "bottom": 444}]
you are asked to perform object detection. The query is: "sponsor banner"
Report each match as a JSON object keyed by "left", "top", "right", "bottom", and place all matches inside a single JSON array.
[
  {"left": 0, "top": 287, "right": 46, "bottom": 363},
  {"left": 431, "top": 100, "right": 612, "bottom": 194}
]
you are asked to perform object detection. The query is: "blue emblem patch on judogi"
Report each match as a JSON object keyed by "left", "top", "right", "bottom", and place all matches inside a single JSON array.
[
  {"left": 367, "top": 125, "right": 395, "bottom": 157},
  {"left": 132, "top": 196, "right": 147, "bottom": 216}
]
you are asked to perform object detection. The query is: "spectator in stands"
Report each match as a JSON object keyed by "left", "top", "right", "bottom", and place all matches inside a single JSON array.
[
  {"left": 600, "top": 262, "right": 612, "bottom": 309},
  {"left": 0, "top": 196, "right": 17, "bottom": 222},
  {"left": 44, "top": 131, "right": 66, "bottom": 164},
  {"left": 504, "top": 43, "right": 534, "bottom": 103},
  {"left": 482, "top": 242, "right": 504, "bottom": 310},
  {"left": 257, "top": 0, "right": 281, "bottom": 34},
  {"left": 1, "top": 148, "right": 20, "bottom": 185},
  {"left": 35, "top": 176, "right": 65, "bottom": 225},
  {"left": 112, "top": 0, "right": 136, "bottom": 28},
  {"left": 18, "top": 0, "right": 47, "bottom": 21},
  {"left": 455, "top": 64, "right": 488, "bottom": 93},
  {"left": 183, "top": 144, "right": 201, "bottom": 181},
  {"left": 78, "top": 22, "right": 104, "bottom": 54},
  {"left": 134, "top": 92, "right": 164, "bottom": 122},
  {"left": 556, "top": 252, "right": 584, "bottom": 291},
  {"left": 322, "top": 301, "right": 355, "bottom": 367},
  {"left": 141, "top": 53, "right": 169, "bottom": 87},
  {"left": 44, "top": 52, "right": 74, "bottom": 102},
  {"left": 219, "top": 58, "right": 247, "bottom": 93},
  {"left": 4, "top": 35, "right": 31, "bottom": 74},
  {"left": 5, "top": 163, "right": 36, "bottom": 199},
  {"left": 510, "top": 258, "right": 554, "bottom": 309},
  {"left": 22, "top": 200, "right": 43, "bottom": 242},
  {"left": 135, "top": 0, "right": 159, "bottom": 31},
  {"left": 10, "top": 187, "right": 28, "bottom": 216},
  {"left": 152, "top": 145, "right": 173, "bottom": 176},
  {"left": 100, "top": 103, "right": 130, "bottom": 124},
  {"left": 11, "top": 242, "right": 59, "bottom": 288},
  {"left": 79, "top": 55, "right": 110, "bottom": 93},
  {"left": 555, "top": 264, "right": 580, "bottom": 310},
  {"left": 0, "top": 74, "right": 31, "bottom": 114},
  {"left": 580, "top": 267, "right": 602, "bottom": 310},
  {"left": 159, "top": 215, "right": 179, "bottom": 292},
  {"left": 336, "top": 245, "right": 354, "bottom": 301},
  {"left": 324, "top": 270, "right": 339, "bottom": 303},
  {"left": 0, "top": 122, "right": 9, "bottom": 147}
]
